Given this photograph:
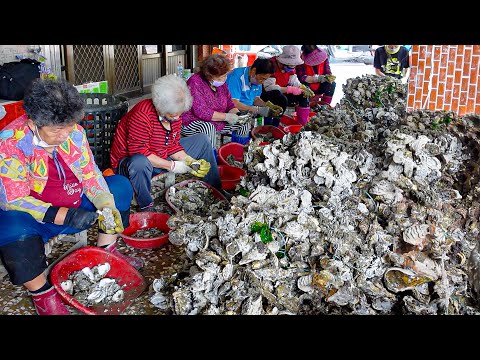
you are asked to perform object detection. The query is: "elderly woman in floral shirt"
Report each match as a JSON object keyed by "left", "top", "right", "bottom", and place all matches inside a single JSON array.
[
  {"left": 181, "top": 54, "right": 250, "bottom": 149},
  {"left": 0, "top": 79, "right": 140, "bottom": 315}
]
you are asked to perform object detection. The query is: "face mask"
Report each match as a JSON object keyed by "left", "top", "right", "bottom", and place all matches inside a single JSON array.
[
  {"left": 32, "top": 125, "right": 56, "bottom": 147},
  {"left": 250, "top": 76, "right": 259, "bottom": 85},
  {"left": 283, "top": 66, "right": 296, "bottom": 73},
  {"left": 210, "top": 80, "right": 225, "bottom": 87},
  {"left": 385, "top": 46, "right": 401, "bottom": 55}
]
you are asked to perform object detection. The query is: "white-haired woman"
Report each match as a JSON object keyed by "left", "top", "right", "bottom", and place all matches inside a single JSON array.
[{"left": 110, "top": 74, "right": 220, "bottom": 211}]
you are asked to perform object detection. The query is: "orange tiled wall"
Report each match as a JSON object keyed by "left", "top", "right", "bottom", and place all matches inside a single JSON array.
[{"left": 407, "top": 45, "right": 480, "bottom": 115}]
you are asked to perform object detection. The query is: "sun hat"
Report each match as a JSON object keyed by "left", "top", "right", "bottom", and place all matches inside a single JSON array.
[
  {"left": 302, "top": 47, "right": 328, "bottom": 66},
  {"left": 276, "top": 45, "right": 304, "bottom": 66}
]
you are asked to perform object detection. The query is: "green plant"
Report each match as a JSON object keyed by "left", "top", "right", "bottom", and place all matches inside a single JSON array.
[
  {"left": 238, "top": 188, "right": 250, "bottom": 197},
  {"left": 251, "top": 220, "right": 273, "bottom": 244},
  {"left": 431, "top": 114, "right": 453, "bottom": 130}
]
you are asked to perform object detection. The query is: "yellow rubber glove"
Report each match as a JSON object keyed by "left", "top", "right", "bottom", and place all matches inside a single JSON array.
[
  {"left": 265, "top": 101, "right": 283, "bottom": 117},
  {"left": 184, "top": 156, "right": 211, "bottom": 178},
  {"left": 325, "top": 74, "right": 336, "bottom": 83},
  {"left": 299, "top": 84, "right": 315, "bottom": 98},
  {"left": 191, "top": 159, "right": 210, "bottom": 177},
  {"left": 91, "top": 192, "right": 116, "bottom": 210},
  {"left": 97, "top": 208, "right": 124, "bottom": 234}
]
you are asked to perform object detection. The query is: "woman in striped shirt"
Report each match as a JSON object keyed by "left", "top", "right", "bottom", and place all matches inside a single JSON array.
[
  {"left": 181, "top": 54, "right": 251, "bottom": 149},
  {"left": 110, "top": 74, "right": 220, "bottom": 212}
]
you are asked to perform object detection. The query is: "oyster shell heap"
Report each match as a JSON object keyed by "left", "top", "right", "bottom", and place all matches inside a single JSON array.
[
  {"left": 167, "top": 181, "right": 230, "bottom": 216},
  {"left": 62, "top": 263, "right": 125, "bottom": 307},
  {"left": 153, "top": 74, "right": 480, "bottom": 315}
]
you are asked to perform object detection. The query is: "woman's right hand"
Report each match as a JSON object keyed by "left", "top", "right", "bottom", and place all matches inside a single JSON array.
[
  {"left": 170, "top": 160, "right": 192, "bottom": 174},
  {"left": 225, "top": 113, "right": 239, "bottom": 124}
]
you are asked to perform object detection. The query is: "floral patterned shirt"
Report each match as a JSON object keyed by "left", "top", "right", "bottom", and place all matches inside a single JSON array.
[{"left": 0, "top": 115, "right": 110, "bottom": 221}]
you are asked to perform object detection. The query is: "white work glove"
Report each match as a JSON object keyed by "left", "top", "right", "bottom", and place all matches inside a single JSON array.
[
  {"left": 170, "top": 160, "right": 193, "bottom": 174},
  {"left": 225, "top": 113, "right": 239, "bottom": 124},
  {"left": 314, "top": 74, "right": 327, "bottom": 83}
]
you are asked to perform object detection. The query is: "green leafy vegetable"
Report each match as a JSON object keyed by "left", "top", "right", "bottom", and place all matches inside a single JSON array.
[
  {"left": 239, "top": 188, "right": 250, "bottom": 197},
  {"left": 251, "top": 221, "right": 273, "bottom": 244}
]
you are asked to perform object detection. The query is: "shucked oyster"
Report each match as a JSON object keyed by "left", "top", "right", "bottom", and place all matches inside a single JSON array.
[{"left": 383, "top": 267, "right": 432, "bottom": 293}]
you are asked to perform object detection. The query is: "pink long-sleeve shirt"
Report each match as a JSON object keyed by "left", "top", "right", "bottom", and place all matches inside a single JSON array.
[{"left": 181, "top": 73, "right": 236, "bottom": 132}]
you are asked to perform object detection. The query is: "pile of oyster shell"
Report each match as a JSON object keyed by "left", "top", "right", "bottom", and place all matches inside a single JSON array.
[
  {"left": 151, "top": 74, "right": 480, "bottom": 315},
  {"left": 166, "top": 181, "right": 230, "bottom": 216},
  {"left": 60, "top": 263, "right": 125, "bottom": 307}
]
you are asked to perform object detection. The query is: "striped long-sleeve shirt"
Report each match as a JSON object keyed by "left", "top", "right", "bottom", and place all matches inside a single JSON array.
[
  {"left": 181, "top": 73, "right": 236, "bottom": 132},
  {"left": 110, "top": 99, "right": 183, "bottom": 169}
]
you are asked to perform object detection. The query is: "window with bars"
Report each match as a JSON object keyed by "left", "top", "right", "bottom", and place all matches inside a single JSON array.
[{"left": 142, "top": 45, "right": 165, "bottom": 55}]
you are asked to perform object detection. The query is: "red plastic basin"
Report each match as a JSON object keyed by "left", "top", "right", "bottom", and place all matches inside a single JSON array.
[
  {"left": 165, "top": 179, "right": 228, "bottom": 213},
  {"left": 251, "top": 125, "right": 286, "bottom": 143},
  {"left": 121, "top": 212, "right": 170, "bottom": 249},
  {"left": 283, "top": 125, "right": 303, "bottom": 134},
  {"left": 218, "top": 164, "right": 246, "bottom": 191},
  {"left": 218, "top": 142, "right": 245, "bottom": 167},
  {"left": 279, "top": 114, "right": 299, "bottom": 126},
  {"left": 50, "top": 246, "right": 146, "bottom": 315}
]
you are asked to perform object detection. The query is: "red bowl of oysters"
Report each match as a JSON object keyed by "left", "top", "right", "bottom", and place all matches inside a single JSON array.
[
  {"left": 121, "top": 212, "right": 171, "bottom": 249},
  {"left": 50, "top": 246, "right": 146, "bottom": 315}
]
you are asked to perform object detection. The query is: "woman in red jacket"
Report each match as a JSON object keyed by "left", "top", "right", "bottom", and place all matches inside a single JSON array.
[{"left": 296, "top": 45, "right": 336, "bottom": 105}]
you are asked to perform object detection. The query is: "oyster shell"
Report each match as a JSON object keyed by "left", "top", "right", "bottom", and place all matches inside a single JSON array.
[
  {"left": 383, "top": 267, "right": 432, "bottom": 293},
  {"left": 60, "top": 280, "right": 74, "bottom": 295}
]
